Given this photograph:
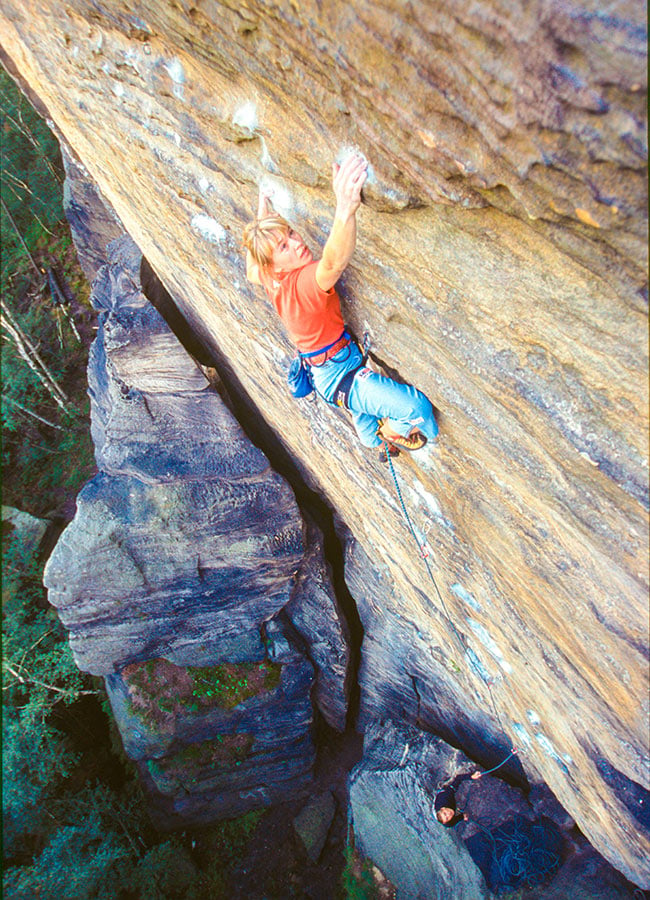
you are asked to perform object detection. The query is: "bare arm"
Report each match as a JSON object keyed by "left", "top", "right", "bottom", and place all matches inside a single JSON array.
[
  {"left": 245, "top": 188, "right": 274, "bottom": 285},
  {"left": 315, "top": 153, "right": 368, "bottom": 292}
]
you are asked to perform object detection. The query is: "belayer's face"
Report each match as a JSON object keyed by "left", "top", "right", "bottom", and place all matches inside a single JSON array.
[
  {"left": 271, "top": 228, "right": 312, "bottom": 274},
  {"left": 437, "top": 807, "right": 455, "bottom": 825}
]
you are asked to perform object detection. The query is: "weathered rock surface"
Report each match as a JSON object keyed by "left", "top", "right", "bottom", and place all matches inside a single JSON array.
[
  {"left": 61, "top": 144, "right": 124, "bottom": 282},
  {"left": 2, "top": 506, "right": 49, "bottom": 556},
  {"left": 349, "top": 720, "right": 640, "bottom": 899},
  {"left": 107, "top": 619, "right": 317, "bottom": 827},
  {"left": 293, "top": 791, "right": 337, "bottom": 863},
  {"left": 4, "top": 0, "right": 647, "bottom": 883},
  {"left": 286, "top": 525, "right": 351, "bottom": 732},
  {"left": 43, "top": 233, "right": 350, "bottom": 823},
  {"left": 349, "top": 720, "right": 491, "bottom": 899}
]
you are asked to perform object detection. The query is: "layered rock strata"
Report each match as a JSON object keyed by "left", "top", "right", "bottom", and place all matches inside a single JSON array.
[
  {"left": 4, "top": 0, "right": 647, "bottom": 883},
  {"left": 349, "top": 720, "right": 640, "bottom": 899},
  {"left": 44, "top": 233, "right": 350, "bottom": 822}
]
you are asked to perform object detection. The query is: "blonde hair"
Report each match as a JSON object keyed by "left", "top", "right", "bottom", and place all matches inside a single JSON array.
[{"left": 242, "top": 214, "right": 290, "bottom": 275}]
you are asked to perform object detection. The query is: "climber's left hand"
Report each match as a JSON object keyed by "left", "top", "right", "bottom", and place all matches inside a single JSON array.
[{"left": 257, "top": 188, "right": 274, "bottom": 219}]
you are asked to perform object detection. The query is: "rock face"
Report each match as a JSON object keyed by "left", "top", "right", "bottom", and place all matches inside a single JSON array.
[
  {"left": 1, "top": 507, "right": 49, "bottom": 557},
  {"left": 61, "top": 144, "right": 124, "bottom": 282},
  {"left": 3, "top": 0, "right": 647, "bottom": 884},
  {"left": 349, "top": 720, "right": 639, "bottom": 899},
  {"left": 44, "top": 233, "right": 350, "bottom": 822},
  {"left": 349, "top": 721, "right": 491, "bottom": 900}
]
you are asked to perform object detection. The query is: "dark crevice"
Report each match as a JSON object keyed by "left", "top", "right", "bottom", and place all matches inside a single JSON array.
[
  {"left": 139, "top": 256, "right": 365, "bottom": 736},
  {"left": 593, "top": 756, "right": 650, "bottom": 831},
  {"left": 410, "top": 673, "right": 423, "bottom": 726}
]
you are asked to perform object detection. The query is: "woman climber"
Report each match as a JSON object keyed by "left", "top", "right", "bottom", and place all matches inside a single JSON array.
[{"left": 242, "top": 152, "right": 438, "bottom": 462}]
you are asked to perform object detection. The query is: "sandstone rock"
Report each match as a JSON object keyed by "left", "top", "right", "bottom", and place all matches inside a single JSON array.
[
  {"left": 348, "top": 720, "right": 491, "bottom": 899},
  {"left": 43, "top": 233, "right": 351, "bottom": 824},
  {"left": 293, "top": 791, "right": 337, "bottom": 863},
  {"left": 349, "top": 720, "right": 640, "bottom": 899},
  {"left": 4, "top": 0, "right": 647, "bottom": 883},
  {"left": 107, "top": 617, "right": 316, "bottom": 827},
  {"left": 286, "top": 524, "right": 351, "bottom": 731},
  {"left": 61, "top": 143, "right": 124, "bottom": 281},
  {"left": 2, "top": 506, "right": 48, "bottom": 557}
]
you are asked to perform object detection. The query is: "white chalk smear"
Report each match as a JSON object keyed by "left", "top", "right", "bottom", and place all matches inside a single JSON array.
[
  {"left": 511, "top": 723, "right": 532, "bottom": 748},
  {"left": 258, "top": 177, "right": 293, "bottom": 218},
  {"left": 165, "top": 58, "right": 185, "bottom": 100},
  {"left": 198, "top": 178, "right": 211, "bottom": 194},
  {"left": 451, "top": 583, "right": 482, "bottom": 613},
  {"left": 467, "top": 618, "right": 513, "bottom": 673},
  {"left": 259, "top": 137, "right": 278, "bottom": 173},
  {"left": 232, "top": 100, "right": 258, "bottom": 133},
  {"left": 526, "top": 709, "right": 541, "bottom": 726},
  {"left": 464, "top": 647, "right": 492, "bottom": 683},
  {"left": 336, "top": 145, "right": 375, "bottom": 183},
  {"left": 535, "top": 733, "right": 571, "bottom": 770},
  {"left": 123, "top": 49, "right": 143, "bottom": 75},
  {"left": 165, "top": 58, "right": 185, "bottom": 84},
  {"left": 409, "top": 480, "right": 442, "bottom": 518},
  {"left": 112, "top": 83, "right": 125, "bottom": 98},
  {"left": 191, "top": 215, "right": 226, "bottom": 244}
]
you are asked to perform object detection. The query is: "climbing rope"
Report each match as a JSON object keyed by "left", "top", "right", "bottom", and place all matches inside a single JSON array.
[
  {"left": 383, "top": 440, "right": 518, "bottom": 771},
  {"left": 471, "top": 815, "right": 562, "bottom": 890},
  {"left": 478, "top": 748, "right": 519, "bottom": 777}
]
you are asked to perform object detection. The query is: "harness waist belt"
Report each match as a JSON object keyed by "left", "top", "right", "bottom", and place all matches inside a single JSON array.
[{"left": 302, "top": 333, "right": 350, "bottom": 366}]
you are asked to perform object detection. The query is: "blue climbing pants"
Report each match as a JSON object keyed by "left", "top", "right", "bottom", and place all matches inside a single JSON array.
[{"left": 307, "top": 341, "right": 438, "bottom": 449}]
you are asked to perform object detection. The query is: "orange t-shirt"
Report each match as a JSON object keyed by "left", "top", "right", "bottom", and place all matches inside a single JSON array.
[{"left": 267, "top": 261, "right": 344, "bottom": 353}]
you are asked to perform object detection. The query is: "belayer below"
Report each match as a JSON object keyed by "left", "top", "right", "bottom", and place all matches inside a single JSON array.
[
  {"left": 434, "top": 770, "right": 483, "bottom": 827},
  {"left": 242, "top": 152, "right": 438, "bottom": 462}
]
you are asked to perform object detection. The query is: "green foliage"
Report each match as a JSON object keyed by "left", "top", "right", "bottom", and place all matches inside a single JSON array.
[
  {"left": 198, "top": 811, "right": 264, "bottom": 897},
  {"left": 0, "top": 287, "right": 95, "bottom": 515},
  {"left": 340, "top": 845, "right": 381, "bottom": 900},
  {"left": 2, "top": 529, "right": 88, "bottom": 709},
  {"left": 1, "top": 68, "right": 94, "bottom": 518},
  {"left": 3, "top": 819, "right": 130, "bottom": 900},
  {"left": 0, "top": 67, "right": 64, "bottom": 297},
  {"left": 2, "top": 526, "right": 92, "bottom": 860},
  {"left": 128, "top": 839, "right": 202, "bottom": 900},
  {"left": 1, "top": 71, "right": 266, "bottom": 900},
  {"left": 188, "top": 660, "right": 282, "bottom": 710}
]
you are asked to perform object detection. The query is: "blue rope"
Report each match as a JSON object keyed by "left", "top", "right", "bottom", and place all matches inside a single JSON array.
[
  {"left": 481, "top": 816, "right": 561, "bottom": 890},
  {"left": 384, "top": 440, "right": 518, "bottom": 772},
  {"left": 479, "top": 748, "right": 518, "bottom": 777}
]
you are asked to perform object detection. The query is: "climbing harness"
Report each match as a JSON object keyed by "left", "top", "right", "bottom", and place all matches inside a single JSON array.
[
  {"left": 333, "top": 364, "right": 366, "bottom": 410},
  {"left": 288, "top": 330, "right": 352, "bottom": 398},
  {"left": 299, "top": 330, "right": 351, "bottom": 366},
  {"left": 289, "top": 328, "right": 370, "bottom": 411},
  {"left": 383, "top": 440, "right": 519, "bottom": 773}
]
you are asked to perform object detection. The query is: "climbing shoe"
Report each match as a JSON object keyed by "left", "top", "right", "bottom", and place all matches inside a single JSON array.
[
  {"left": 378, "top": 443, "right": 400, "bottom": 464},
  {"left": 377, "top": 420, "right": 428, "bottom": 452}
]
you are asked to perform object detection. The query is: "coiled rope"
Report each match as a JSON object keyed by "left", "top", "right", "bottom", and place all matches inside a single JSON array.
[{"left": 475, "top": 816, "right": 562, "bottom": 890}]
